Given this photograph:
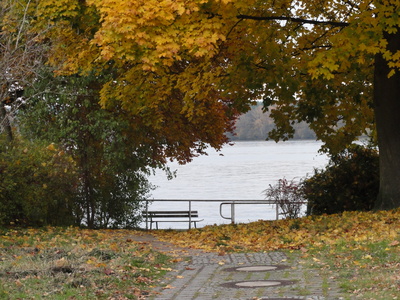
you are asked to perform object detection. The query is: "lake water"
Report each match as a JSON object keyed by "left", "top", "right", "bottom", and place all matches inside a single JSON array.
[{"left": 144, "top": 140, "right": 328, "bottom": 229}]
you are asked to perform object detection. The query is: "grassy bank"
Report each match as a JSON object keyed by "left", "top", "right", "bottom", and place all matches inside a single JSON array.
[
  {"left": 0, "top": 227, "right": 171, "bottom": 299},
  {"left": 2, "top": 209, "right": 400, "bottom": 299}
]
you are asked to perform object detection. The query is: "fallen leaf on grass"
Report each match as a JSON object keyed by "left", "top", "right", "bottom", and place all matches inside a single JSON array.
[
  {"left": 103, "top": 268, "right": 114, "bottom": 275},
  {"left": 313, "top": 257, "right": 320, "bottom": 262},
  {"left": 15, "top": 280, "right": 23, "bottom": 287},
  {"left": 55, "top": 257, "right": 67, "bottom": 267},
  {"left": 86, "top": 258, "right": 97, "bottom": 264},
  {"left": 136, "top": 276, "right": 153, "bottom": 284}
]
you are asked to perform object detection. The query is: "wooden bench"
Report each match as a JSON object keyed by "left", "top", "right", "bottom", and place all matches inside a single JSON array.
[{"left": 142, "top": 211, "right": 203, "bottom": 229}]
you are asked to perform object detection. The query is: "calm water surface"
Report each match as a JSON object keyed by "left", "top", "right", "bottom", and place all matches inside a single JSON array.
[{"left": 145, "top": 140, "right": 328, "bottom": 229}]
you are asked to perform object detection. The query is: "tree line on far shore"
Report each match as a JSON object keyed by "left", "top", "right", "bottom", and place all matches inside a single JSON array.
[{"left": 229, "top": 103, "right": 316, "bottom": 141}]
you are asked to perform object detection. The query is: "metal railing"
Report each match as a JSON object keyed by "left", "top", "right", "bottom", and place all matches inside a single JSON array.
[
  {"left": 144, "top": 199, "right": 284, "bottom": 229},
  {"left": 219, "top": 200, "right": 280, "bottom": 223}
]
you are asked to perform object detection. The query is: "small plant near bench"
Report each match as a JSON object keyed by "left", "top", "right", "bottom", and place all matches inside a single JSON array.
[{"left": 263, "top": 178, "right": 305, "bottom": 219}]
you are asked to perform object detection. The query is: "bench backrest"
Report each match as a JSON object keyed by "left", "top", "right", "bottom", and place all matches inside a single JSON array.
[{"left": 143, "top": 211, "right": 199, "bottom": 218}]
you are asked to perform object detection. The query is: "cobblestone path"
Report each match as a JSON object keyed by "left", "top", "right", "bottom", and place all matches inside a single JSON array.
[{"left": 134, "top": 234, "right": 345, "bottom": 300}]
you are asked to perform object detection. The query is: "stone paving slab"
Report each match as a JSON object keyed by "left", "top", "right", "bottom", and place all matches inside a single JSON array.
[{"left": 133, "top": 234, "right": 344, "bottom": 300}]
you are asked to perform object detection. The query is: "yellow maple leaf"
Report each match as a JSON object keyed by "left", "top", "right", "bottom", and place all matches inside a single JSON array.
[{"left": 46, "top": 143, "right": 56, "bottom": 151}]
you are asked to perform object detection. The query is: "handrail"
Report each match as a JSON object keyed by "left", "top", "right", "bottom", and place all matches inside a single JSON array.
[
  {"left": 219, "top": 200, "right": 279, "bottom": 223},
  {"left": 144, "top": 199, "right": 282, "bottom": 229}
]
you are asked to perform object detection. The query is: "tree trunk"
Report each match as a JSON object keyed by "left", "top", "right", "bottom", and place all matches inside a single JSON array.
[
  {"left": 373, "top": 30, "right": 400, "bottom": 210},
  {"left": 1, "top": 100, "right": 13, "bottom": 143}
]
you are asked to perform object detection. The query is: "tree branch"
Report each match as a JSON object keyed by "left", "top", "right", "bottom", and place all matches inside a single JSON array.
[
  {"left": 15, "top": 0, "right": 32, "bottom": 49},
  {"left": 236, "top": 14, "right": 349, "bottom": 27}
]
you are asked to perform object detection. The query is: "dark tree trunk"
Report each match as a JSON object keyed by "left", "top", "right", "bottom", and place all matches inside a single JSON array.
[
  {"left": 373, "top": 30, "right": 400, "bottom": 210},
  {"left": 83, "top": 163, "right": 95, "bottom": 228},
  {"left": 80, "top": 146, "right": 96, "bottom": 228}
]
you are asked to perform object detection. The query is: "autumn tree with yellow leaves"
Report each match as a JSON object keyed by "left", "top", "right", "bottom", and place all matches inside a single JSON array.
[{"left": 14, "top": 0, "right": 400, "bottom": 210}]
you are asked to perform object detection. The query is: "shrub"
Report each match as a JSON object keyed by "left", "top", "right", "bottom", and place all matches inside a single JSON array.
[
  {"left": 303, "top": 144, "right": 379, "bottom": 215},
  {"left": 263, "top": 178, "right": 305, "bottom": 219},
  {"left": 0, "top": 137, "right": 78, "bottom": 226}
]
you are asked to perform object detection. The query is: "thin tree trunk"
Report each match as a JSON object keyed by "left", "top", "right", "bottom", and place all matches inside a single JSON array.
[
  {"left": 81, "top": 150, "right": 95, "bottom": 228},
  {"left": 373, "top": 30, "right": 400, "bottom": 210},
  {"left": 1, "top": 101, "right": 13, "bottom": 142}
]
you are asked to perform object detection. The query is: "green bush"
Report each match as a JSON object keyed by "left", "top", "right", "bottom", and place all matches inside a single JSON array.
[
  {"left": 303, "top": 144, "right": 379, "bottom": 215},
  {"left": 0, "top": 137, "right": 78, "bottom": 226}
]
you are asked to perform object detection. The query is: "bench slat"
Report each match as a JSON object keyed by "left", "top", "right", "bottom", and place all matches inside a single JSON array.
[
  {"left": 146, "top": 219, "right": 203, "bottom": 222},
  {"left": 144, "top": 211, "right": 198, "bottom": 214},
  {"left": 143, "top": 211, "right": 199, "bottom": 217},
  {"left": 147, "top": 215, "right": 198, "bottom": 218},
  {"left": 146, "top": 213, "right": 198, "bottom": 217},
  {"left": 142, "top": 210, "right": 202, "bottom": 229}
]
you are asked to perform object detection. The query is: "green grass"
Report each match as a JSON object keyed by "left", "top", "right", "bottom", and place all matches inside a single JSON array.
[
  {"left": 300, "top": 239, "right": 400, "bottom": 299},
  {"left": 0, "top": 227, "right": 172, "bottom": 299}
]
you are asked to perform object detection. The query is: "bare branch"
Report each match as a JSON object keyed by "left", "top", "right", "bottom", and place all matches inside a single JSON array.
[
  {"left": 237, "top": 14, "right": 349, "bottom": 27},
  {"left": 15, "top": 0, "right": 32, "bottom": 49}
]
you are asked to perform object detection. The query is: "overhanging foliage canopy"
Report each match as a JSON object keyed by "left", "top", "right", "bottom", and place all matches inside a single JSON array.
[
  {"left": 29, "top": 0, "right": 399, "bottom": 151},
  {"left": 17, "top": 0, "right": 400, "bottom": 208}
]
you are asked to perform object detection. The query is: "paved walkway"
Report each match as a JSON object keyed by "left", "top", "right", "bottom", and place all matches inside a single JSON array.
[{"left": 133, "top": 234, "right": 344, "bottom": 300}]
